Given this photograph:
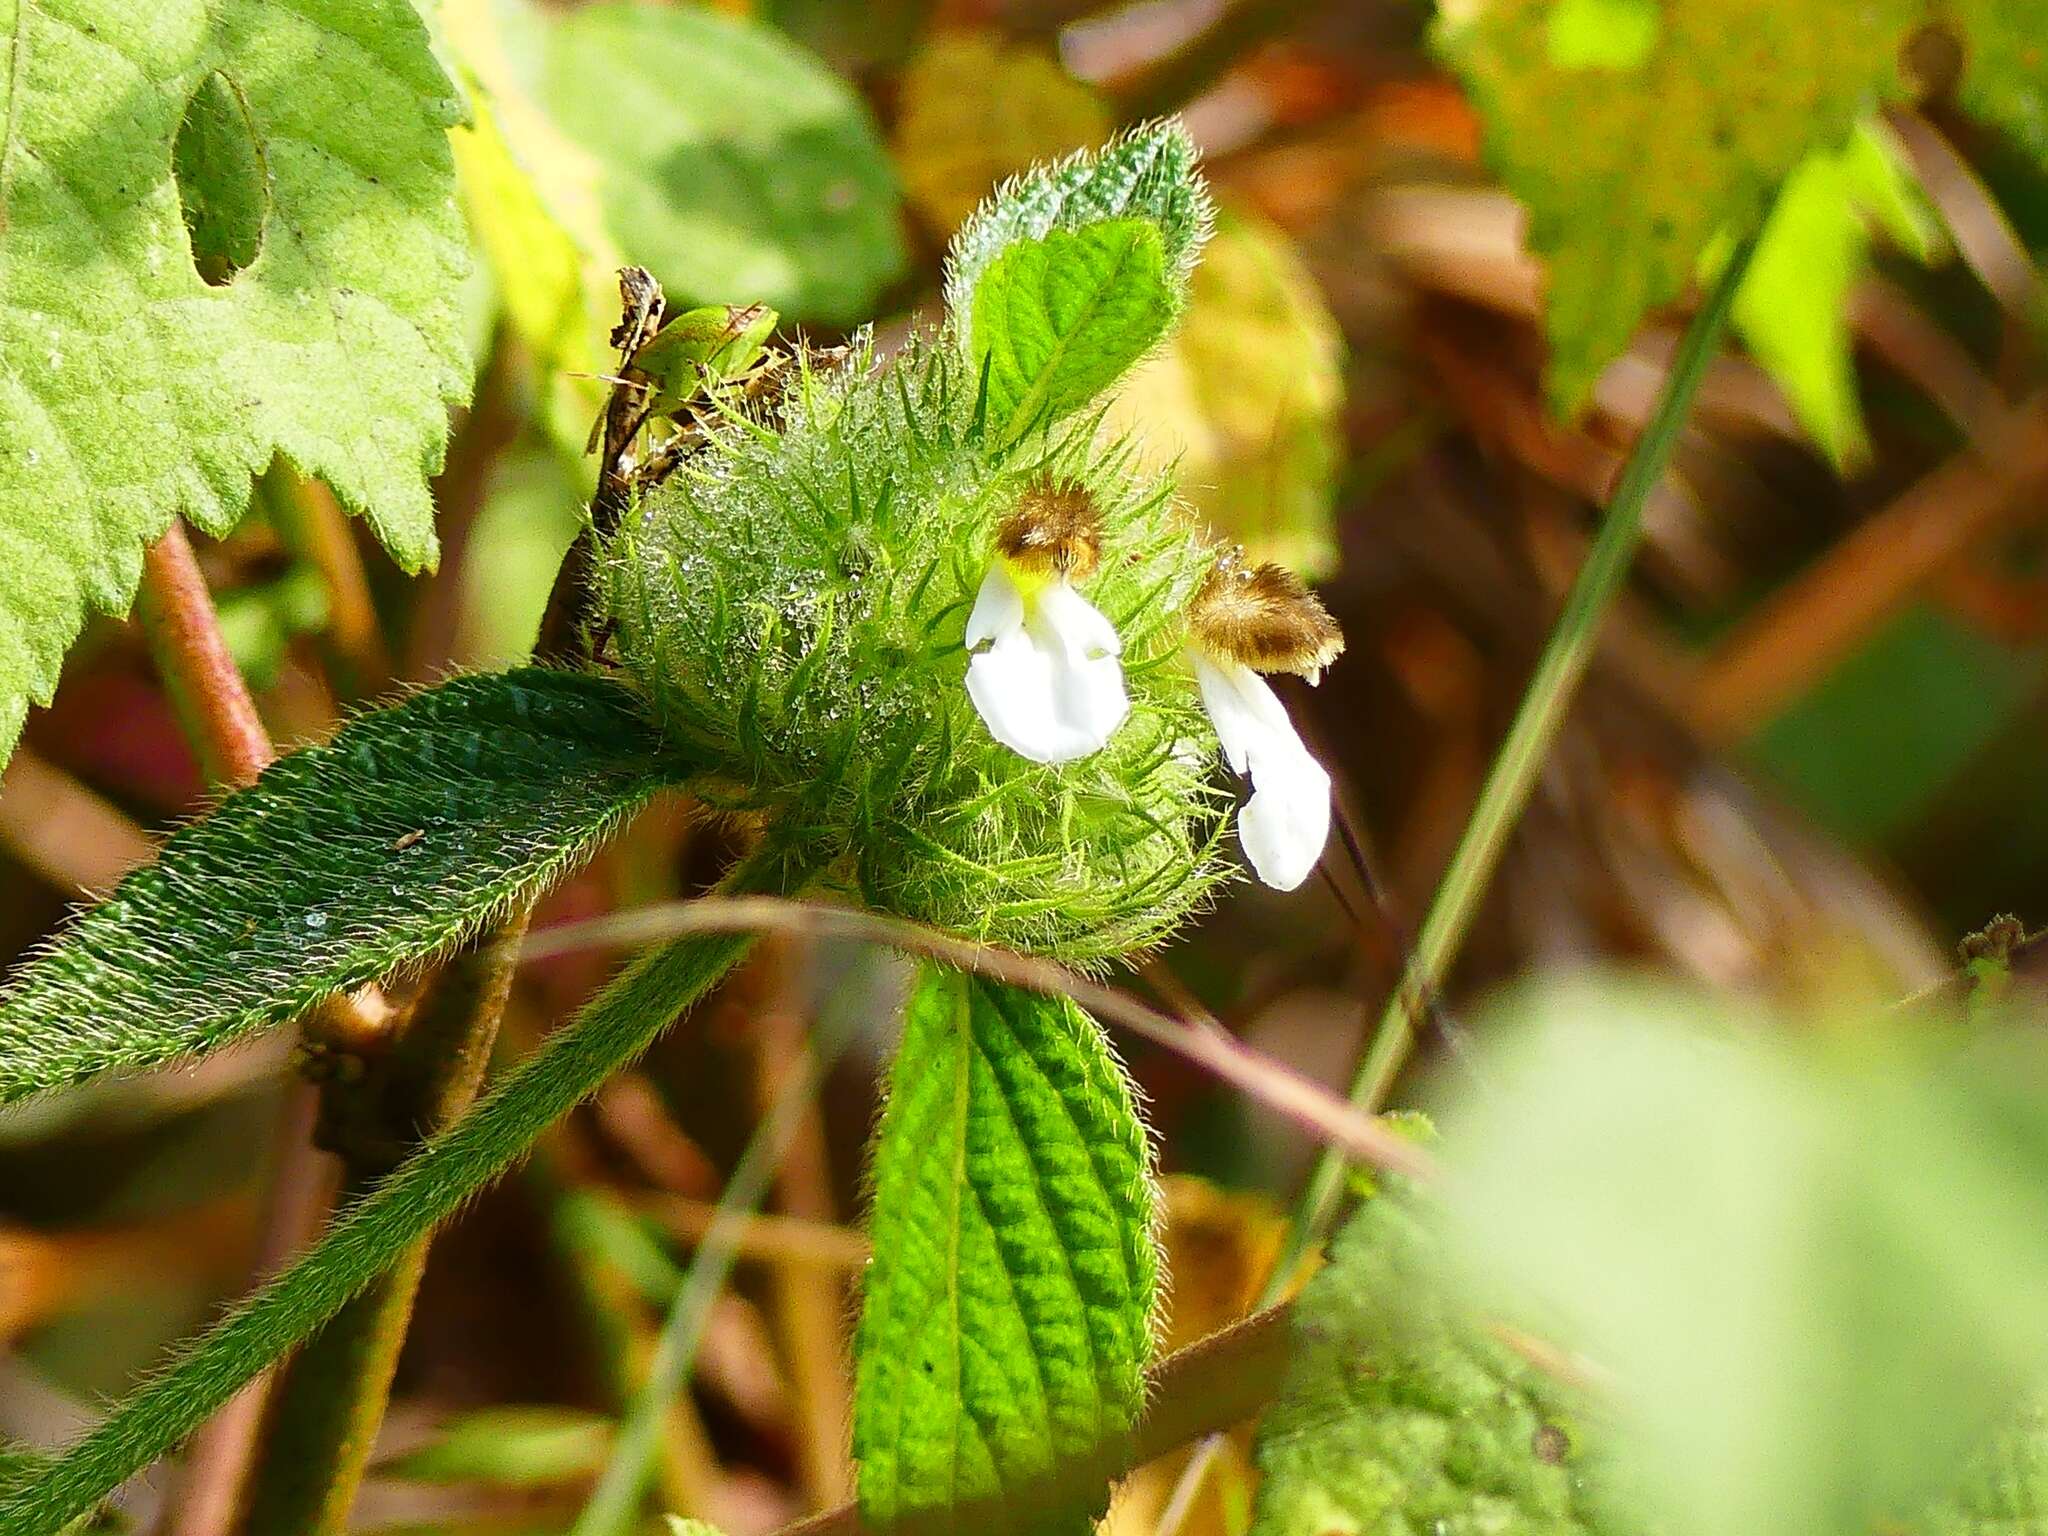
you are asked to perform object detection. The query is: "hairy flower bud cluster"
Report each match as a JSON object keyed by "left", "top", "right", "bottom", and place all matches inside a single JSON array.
[{"left": 603, "top": 338, "right": 1229, "bottom": 962}]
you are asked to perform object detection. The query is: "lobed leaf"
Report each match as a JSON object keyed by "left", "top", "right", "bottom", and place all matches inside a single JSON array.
[
  {"left": 972, "top": 220, "right": 1175, "bottom": 444},
  {"left": 946, "top": 118, "right": 1213, "bottom": 354},
  {"left": 1251, "top": 1192, "right": 1631, "bottom": 1536},
  {"left": 0, "top": 669, "right": 682, "bottom": 1104},
  {"left": 0, "top": 0, "right": 471, "bottom": 767},
  {"left": 853, "top": 967, "right": 1158, "bottom": 1534},
  {"left": 542, "top": 0, "right": 906, "bottom": 325}
]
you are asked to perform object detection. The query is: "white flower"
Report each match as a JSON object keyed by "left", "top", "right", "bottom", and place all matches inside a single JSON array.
[
  {"left": 1192, "top": 652, "right": 1330, "bottom": 891},
  {"left": 965, "top": 559, "right": 1129, "bottom": 764}
]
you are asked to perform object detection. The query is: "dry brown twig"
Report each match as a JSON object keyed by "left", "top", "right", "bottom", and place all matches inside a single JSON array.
[{"left": 523, "top": 898, "right": 1437, "bottom": 1183}]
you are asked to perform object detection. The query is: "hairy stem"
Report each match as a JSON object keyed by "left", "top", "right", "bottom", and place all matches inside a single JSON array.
[
  {"left": 4, "top": 919, "right": 765, "bottom": 1536},
  {"left": 1268, "top": 232, "right": 1762, "bottom": 1287},
  {"left": 237, "top": 921, "right": 526, "bottom": 1536},
  {"left": 571, "top": 948, "right": 857, "bottom": 1536}
]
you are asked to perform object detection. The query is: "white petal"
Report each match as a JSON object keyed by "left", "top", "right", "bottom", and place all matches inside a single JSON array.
[
  {"left": 1193, "top": 652, "right": 1332, "bottom": 890},
  {"left": 1238, "top": 740, "right": 1330, "bottom": 891},
  {"left": 965, "top": 571, "right": 1128, "bottom": 763},
  {"left": 1051, "top": 641, "right": 1129, "bottom": 750},
  {"left": 965, "top": 561, "right": 1026, "bottom": 650},
  {"left": 964, "top": 633, "right": 1118, "bottom": 764},
  {"left": 1034, "top": 579, "right": 1123, "bottom": 660},
  {"left": 1192, "top": 653, "right": 1293, "bottom": 776}
]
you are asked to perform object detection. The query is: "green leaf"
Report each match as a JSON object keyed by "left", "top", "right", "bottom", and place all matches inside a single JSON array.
[
  {"left": 1438, "top": 978, "right": 2048, "bottom": 1536},
  {"left": 0, "top": 669, "right": 680, "bottom": 1104},
  {"left": 0, "top": 0, "right": 470, "bottom": 767},
  {"left": 972, "top": 220, "right": 1174, "bottom": 443},
  {"left": 946, "top": 119, "right": 1212, "bottom": 353},
  {"left": 3, "top": 925, "right": 765, "bottom": 1536},
  {"left": 1251, "top": 1192, "right": 1630, "bottom": 1536},
  {"left": 852, "top": 968, "right": 1159, "bottom": 1534},
  {"left": 542, "top": 0, "right": 905, "bottom": 324},
  {"left": 1432, "top": 0, "right": 2042, "bottom": 414},
  {"left": 1731, "top": 122, "right": 1937, "bottom": 467}
]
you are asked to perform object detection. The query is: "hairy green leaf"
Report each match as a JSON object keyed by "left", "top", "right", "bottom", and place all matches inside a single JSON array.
[
  {"left": 1251, "top": 1192, "right": 1630, "bottom": 1536},
  {"left": 0, "top": 0, "right": 470, "bottom": 766},
  {"left": 1433, "top": 0, "right": 2042, "bottom": 415},
  {"left": 3, "top": 926, "right": 763, "bottom": 1536},
  {"left": 946, "top": 118, "right": 1213, "bottom": 351},
  {"left": 853, "top": 968, "right": 1158, "bottom": 1534},
  {"left": 0, "top": 669, "right": 680, "bottom": 1103},
  {"left": 543, "top": 0, "right": 905, "bottom": 324},
  {"left": 1440, "top": 978, "right": 2048, "bottom": 1536},
  {"left": 972, "top": 220, "right": 1174, "bottom": 443}
]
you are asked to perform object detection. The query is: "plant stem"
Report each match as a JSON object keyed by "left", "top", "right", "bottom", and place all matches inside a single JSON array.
[
  {"left": 239, "top": 318, "right": 645, "bottom": 1529},
  {"left": 1265, "top": 232, "right": 1762, "bottom": 1290},
  {"left": 571, "top": 951, "right": 858, "bottom": 1536},
  {"left": 236, "top": 920, "right": 527, "bottom": 1536},
  {"left": 137, "top": 521, "right": 272, "bottom": 787},
  {"left": 134, "top": 519, "right": 350, "bottom": 1536},
  {"left": 5, "top": 921, "right": 768, "bottom": 1536},
  {"left": 1143, "top": 234, "right": 1760, "bottom": 1536}
]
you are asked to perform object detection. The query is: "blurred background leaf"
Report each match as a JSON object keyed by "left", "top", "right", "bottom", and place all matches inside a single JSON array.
[
  {"left": 1438, "top": 978, "right": 2048, "bottom": 1536},
  {"left": 542, "top": 1, "right": 907, "bottom": 325},
  {"left": 1105, "top": 207, "right": 1345, "bottom": 577}
]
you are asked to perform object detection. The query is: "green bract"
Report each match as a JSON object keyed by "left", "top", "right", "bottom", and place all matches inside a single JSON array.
[
  {"left": 604, "top": 339, "right": 1224, "bottom": 962},
  {"left": 602, "top": 122, "right": 1227, "bottom": 963}
]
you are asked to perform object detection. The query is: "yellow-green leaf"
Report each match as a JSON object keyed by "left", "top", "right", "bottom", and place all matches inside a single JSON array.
[
  {"left": 894, "top": 32, "right": 1111, "bottom": 237},
  {"left": 1438, "top": 0, "right": 2045, "bottom": 416},
  {"left": 1103, "top": 209, "right": 1344, "bottom": 578},
  {"left": 442, "top": 0, "right": 619, "bottom": 458},
  {"left": 1730, "top": 122, "right": 1939, "bottom": 469}
]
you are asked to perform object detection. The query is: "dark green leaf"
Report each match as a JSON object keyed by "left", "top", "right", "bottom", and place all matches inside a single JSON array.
[
  {"left": 0, "top": 669, "right": 681, "bottom": 1103},
  {"left": 852, "top": 968, "right": 1158, "bottom": 1534}
]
